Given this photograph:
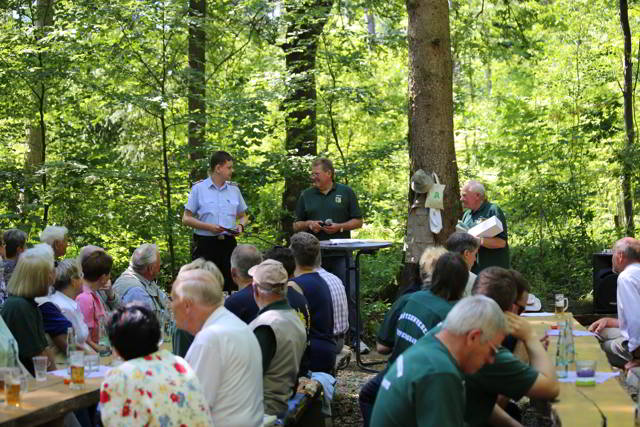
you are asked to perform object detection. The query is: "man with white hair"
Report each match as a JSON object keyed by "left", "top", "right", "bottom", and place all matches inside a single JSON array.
[
  {"left": 112, "top": 243, "right": 168, "bottom": 320},
  {"left": 39, "top": 225, "right": 69, "bottom": 263},
  {"left": 172, "top": 268, "right": 263, "bottom": 427},
  {"left": 248, "top": 259, "right": 306, "bottom": 416},
  {"left": 370, "top": 295, "right": 507, "bottom": 427},
  {"left": 589, "top": 237, "right": 640, "bottom": 368},
  {"left": 459, "top": 180, "right": 509, "bottom": 273}
]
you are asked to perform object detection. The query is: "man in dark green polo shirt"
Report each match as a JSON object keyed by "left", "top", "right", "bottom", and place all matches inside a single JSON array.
[
  {"left": 293, "top": 157, "right": 365, "bottom": 351},
  {"left": 459, "top": 180, "right": 510, "bottom": 274},
  {"left": 370, "top": 295, "right": 507, "bottom": 427}
]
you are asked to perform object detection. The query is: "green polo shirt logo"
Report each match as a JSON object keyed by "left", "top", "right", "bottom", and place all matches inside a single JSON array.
[{"left": 335, "top": 195, "right": 342, "bottom": 204}]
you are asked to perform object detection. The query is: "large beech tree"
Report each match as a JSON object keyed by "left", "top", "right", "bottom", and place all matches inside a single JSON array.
[{"left": 403, "top": 0, "right": 462, "bottom": 284}]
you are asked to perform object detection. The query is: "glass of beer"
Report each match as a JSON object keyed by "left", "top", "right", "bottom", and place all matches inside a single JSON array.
[
  {"left": 69, "top": 351, "right": 85, "bottom": 390},
  {"left": 555, "top": 293, "right": 569, "bottom": 314},
  {"left": 5, "top": 368, "right": 21, "bottom": 407}
]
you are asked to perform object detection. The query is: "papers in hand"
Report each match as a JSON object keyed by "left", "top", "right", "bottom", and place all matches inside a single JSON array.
[{"left": 467, "top": 216, "right": 504, "bottom": 238}]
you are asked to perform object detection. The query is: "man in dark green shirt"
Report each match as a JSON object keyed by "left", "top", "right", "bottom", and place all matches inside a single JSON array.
[
  {"left": 371, "top": 295, "right": 507, "bottom": 427},
  {"left": 293, "top": 157, "right": 365, "bottom": 351},
  {"left": 431, "top": 266, "right": 559, "bottom": 426},
  {"left": 460, "top": 180, "right": 510, "bottom": 273}
]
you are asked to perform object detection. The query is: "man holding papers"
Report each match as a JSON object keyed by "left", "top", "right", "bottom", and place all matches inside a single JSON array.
[{"left": 459, "top": 180, "right": 510, "bottom": 273}]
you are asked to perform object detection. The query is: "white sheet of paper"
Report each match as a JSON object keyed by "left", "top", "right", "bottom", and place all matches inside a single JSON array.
[
  {"left": 49, "top": 365, "right": 111, "bottom": 379},
  {"left": 557, "top": 371, "right": 619, "bottom": 384},
  {"left": 546, "top": 329, "right": 595, "bottom": 337},
  {"left": 521, "top": 312, "right": 555, "bottom": 317}
]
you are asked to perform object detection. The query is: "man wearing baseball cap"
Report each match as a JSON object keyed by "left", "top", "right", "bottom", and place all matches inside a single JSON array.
[{"left": 248, "top": 259, "right": 307, "bottom": 416}]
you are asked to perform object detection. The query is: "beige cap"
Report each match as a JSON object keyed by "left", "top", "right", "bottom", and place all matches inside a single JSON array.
[{"left": 248, "top": 259, "right": 288, "bottom": 289}]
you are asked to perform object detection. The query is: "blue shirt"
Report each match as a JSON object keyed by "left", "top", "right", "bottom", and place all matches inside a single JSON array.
[{"left": 184, "top": 177, "right": 247, "bottom": 236}]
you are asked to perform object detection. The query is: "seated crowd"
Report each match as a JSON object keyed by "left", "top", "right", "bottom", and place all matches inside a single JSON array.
[{"left": 0, "top": 226, "right": 564, "bottom": 427}]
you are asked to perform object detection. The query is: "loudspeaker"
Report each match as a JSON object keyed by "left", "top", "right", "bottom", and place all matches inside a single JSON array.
[{"left": 593, "top": 252, "right": 617, "bottom": 314}]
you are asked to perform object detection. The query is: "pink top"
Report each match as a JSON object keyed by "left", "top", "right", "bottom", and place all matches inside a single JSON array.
[{"left": 76, "top": 284, "right": 106, "bottom": 343}]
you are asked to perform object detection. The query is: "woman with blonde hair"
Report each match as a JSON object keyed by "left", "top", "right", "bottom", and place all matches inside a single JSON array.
[{"left": 1, "top": 244, "right": 56, "bottom": 375}]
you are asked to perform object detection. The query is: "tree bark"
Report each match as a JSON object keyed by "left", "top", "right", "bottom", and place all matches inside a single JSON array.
[
  {"left": 25, "top": 0, "right": 55, "bottom": 225},
  {"left": 403, "top": 0, "right": 461, "bottom": 285},
  {"left": 187, "top": 0, "right": 207, "bottom": 184},
  {"left": 619, "top": 0, "right": 635, "bottom": 236},
  {"left": 280, "top": 0, "right": 333, "bottom": 239}
]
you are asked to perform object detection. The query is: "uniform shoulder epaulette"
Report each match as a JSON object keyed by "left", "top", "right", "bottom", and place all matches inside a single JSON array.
[{"left": 193, "top": 179, "right": 204, "bottom": 185}]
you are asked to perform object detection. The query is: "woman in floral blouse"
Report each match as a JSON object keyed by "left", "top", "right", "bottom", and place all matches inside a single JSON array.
[{"left": 100, "top": 305, "right": 212, "bottom": 427}]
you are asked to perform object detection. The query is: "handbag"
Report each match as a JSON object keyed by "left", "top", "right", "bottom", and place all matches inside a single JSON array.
[{"left": 424, "top": 173, "right": 445, "bottom": 210}]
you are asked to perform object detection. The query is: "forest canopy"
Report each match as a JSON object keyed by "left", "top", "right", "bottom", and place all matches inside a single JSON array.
[{"left": 0, "top": 0, "right": 637, "bottom": 318}]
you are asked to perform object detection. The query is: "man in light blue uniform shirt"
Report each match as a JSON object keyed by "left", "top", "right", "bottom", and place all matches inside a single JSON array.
[{"left": 183, "top": 150, "right": 248, "bottom": 292}]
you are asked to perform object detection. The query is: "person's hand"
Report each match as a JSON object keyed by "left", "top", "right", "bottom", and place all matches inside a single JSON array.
[
  {"left": 323, "top": 223, "right": 341, "bottom": 234},
  {"left": 208, "top": 223, "right": 225, "bottom": 234},
  {"left": 540, "top": 333, "right": 550, "bottom": 351},
  {"left": 588, "top": 317, "right": 612, "bottom": 334},
  {"left": 307, "top": 220, "right": 325, "bottom": 233},
  {"left": 625, "top": 359, "right": 640, "bottom": 371},
  {"left": 505, "top": 312, "right": 535, "bottom": 342},
  {"left": 99, "top": 278, "right": 112, "bottom": 291},
  {"left": 236, "top": 223, "right": 245, "bottom": 235}
]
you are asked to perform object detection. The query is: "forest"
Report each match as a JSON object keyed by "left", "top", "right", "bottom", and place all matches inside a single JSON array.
[{"left": 0, "top": 0, "right": 638, "bottom": 333}]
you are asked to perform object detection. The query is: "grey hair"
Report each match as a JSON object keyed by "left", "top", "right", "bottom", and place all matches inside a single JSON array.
[
  {"left": 230, "top": 244, "right": 263, "bottom": 280},
  {"left": 465, "top": 180, "right": 486, "bottom": 198},
  {"left": 130, "top": 243, "right": 159, "bottom": 273},
  {"left": 39, "top": 225, "right": 68, "bottom": 246},
  {"left": 179, "top": 258, "right": 225, "bottom": 288},
  {"left": 443, "top": 295, "right": 506, "bottom": 344},
  {"left": 173, "top": 269, "right": 223, "bottom": 306},
  {"left": 614, "top": 237, "right": 640, "bottom": 262},
  {"left": 290, "top": 232, "right": 320, "bottom": 267},
  {"left": 255, "top": 283, "right": 287, "bottom": 298}
]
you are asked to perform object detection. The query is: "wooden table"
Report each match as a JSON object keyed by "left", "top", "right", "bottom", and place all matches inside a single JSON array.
[
  {"left": 0, "top": 374, "right": 101, "bottom": 427},
  {"left": 525, "top": 313, "right": 635, "bottom": 426}
]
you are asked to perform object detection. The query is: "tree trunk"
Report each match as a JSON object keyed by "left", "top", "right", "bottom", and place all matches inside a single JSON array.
[
  {"left": 403, "top": 0, "right": 461, "bottom": 286},
  {"left": 25, "top": 0, "right": 55, "bottom": 225},
  {"left": 187, "top": 0, "right": 207, "bottom": 184},
  {"left": 280, "top": 0, "right": 333, "bottom": 239},
  {"left": 619, "top": 0, "right": 635, "bottom": 236}
]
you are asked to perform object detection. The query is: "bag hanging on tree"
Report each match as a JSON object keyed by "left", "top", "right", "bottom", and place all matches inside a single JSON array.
[
  {"left": 429, "top": 208, "right": 443, "bottom": 234},
  {"left": 424, "top": 173, "right": 445, "bottom": 210}
]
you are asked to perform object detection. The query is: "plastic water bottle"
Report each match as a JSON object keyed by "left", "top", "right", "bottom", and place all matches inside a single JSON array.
[
  {"left": 565, "top": 320, "right": 576, "bottom": 365},
  {"left": 555, "top": 321, "right": 568, "bottom": 378}
]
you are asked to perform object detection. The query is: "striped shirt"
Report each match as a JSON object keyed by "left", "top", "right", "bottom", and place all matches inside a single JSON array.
[{"left": 316, "top": 267, "right": 349, "bottom": 335}]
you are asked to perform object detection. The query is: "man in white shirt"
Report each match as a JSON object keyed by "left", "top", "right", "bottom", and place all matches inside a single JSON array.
[
  {"left": 589, "top": 237, "right": 640, "bottom": 368},
  {"left": 172, "top": 268, "right": 263, "bottom": 427}
]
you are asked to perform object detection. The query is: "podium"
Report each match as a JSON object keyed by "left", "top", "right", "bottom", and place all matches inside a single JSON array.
[{"left": 320, "top": 239, "right": 392, "bottom": 372}]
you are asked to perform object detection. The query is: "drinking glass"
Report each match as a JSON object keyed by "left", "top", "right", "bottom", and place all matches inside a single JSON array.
[
  {"left": 32, "top": 356, "right": 48, "bottom": 382},
  {"left": 554, "top": 294, "right": 569, "bottom": 314},
  {"left": 69, "top": 351, "right": 85, "bottom": 390}
]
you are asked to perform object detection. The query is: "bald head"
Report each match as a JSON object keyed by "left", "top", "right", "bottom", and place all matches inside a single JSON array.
[{"left": 173, "top": 269, "right": 223, "bottom": 307}]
